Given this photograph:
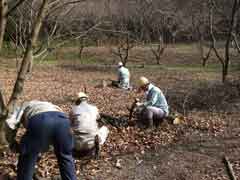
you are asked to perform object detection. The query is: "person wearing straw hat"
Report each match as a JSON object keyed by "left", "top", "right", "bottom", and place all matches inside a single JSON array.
[
  {"left": 112, "top": 62, "right": 130, "bottom": 90},
  {"left": 5, "top": 100, "right": 77, "bottom": 180},
  {"left": 136, "top": 76, "right": 169, "bottom": 129},
  {"left": 69, "top": 92, "right": 109, "bottom": 157}
]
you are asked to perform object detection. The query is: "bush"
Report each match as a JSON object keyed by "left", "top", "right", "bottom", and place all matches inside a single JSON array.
[{"left": 167, "top": 80, "right": 240, "bottom": 113}]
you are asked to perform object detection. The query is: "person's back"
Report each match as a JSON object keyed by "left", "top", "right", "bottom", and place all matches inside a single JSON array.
[
  {"left": 71, "top": 101, "right": 99, "bottom": 147},
  {"left": 70, "top": 92, "right": 109, "bottom": 154},
  {"left": 22, "top": 100, "right": 63, "bottom": 127},
  {"left": 118, "top": 66, "right": 130, "bottom": 89}
]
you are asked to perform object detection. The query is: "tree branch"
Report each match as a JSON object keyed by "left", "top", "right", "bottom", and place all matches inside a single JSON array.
[
  {"left": 209, "top": 0, "right": 224, "bottom": 64},
  {"left": 48, "top": 0, "right": 87, "bottom": 16},
  {"left": 0, "top": 87, "right": 6, "bottom": 115},
  {"left": 7, "top": 0, "right": 49, "bottom": 110},
  {"left": 223, "top": 156, "right": 237, "bottom": 180},
  {"left": 232, "top": 33, "right": 240, "bottom": 53},
  {"left": 6, "top": 0, "right": 26, "bottom": 16}
]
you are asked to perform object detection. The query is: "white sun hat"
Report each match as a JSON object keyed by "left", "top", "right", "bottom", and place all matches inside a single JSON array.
[
  {"left": 118, "top": 62, "right": 123, "bottom": 67},
  {"left": 77, "top": 92, "right": 88, "bottom": 99}
]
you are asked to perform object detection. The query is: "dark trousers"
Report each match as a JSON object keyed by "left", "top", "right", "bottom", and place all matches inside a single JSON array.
[{"left": 17, "top": 111, "right": 77, "bottom": 180}]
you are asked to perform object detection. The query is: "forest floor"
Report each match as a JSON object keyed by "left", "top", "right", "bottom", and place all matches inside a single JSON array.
[{"left": 0, "top": 45, "right": 240, "bottom": 179}]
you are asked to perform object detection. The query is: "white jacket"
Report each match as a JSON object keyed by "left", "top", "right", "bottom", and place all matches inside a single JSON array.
[
  {"left": 118, "top": 66, "right": 130, "bottom": 89},
  {"left": 70, "top": 101, "right": 109, "bottom": 151}
]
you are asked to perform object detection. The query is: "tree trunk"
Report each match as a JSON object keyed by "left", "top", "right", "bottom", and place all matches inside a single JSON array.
[
  {"left": 0, "top": 0, "right": 49, "bottom": 147},
  {"left": 8, "top": 0, "right": 48, "bottom": 110},
  {"left": 0, "top": 116, "right": 8, "bottom": 149},
  {"left": 79, "top": 38, "right": 85, "bottom": 60},
  {"left": 0, "top": 0, "right": 8, "bottom": 51},
  {"left": 222, "top": 64, "right": 227, "bottom": 83},
  {"left": 222, "top": 0, "right": 239, "bottom": 83}
]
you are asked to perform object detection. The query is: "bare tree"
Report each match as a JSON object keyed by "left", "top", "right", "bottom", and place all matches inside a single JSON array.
[
  {"left": 190, "top": 0, "right": 212, "bottom": 66},
  {"left": 0, "top": 0, "right": 26, "bottom": 51},
  {"left": 196, "top": 21, "right": 213, "bottom": 67},
  {"left": 193, "top": 0, "right": 240, "bottom": 81},
  {"left": 150, "top": 35, "right": 165, "bottom": 65},
  {"left": 78, "top": 36, "right": 87, "bottom": 60},
  {"left": 111, "top": 34, "right": 134, "bottom": 66},
  {"left": 206, "top": 0, "right": 240, "bottom": 82},
  {"left": 0, "top": 0, "right": 49, "bottom": 148},
  {"left": 222, "top": 0, "right": 240, "bottom": 81}
]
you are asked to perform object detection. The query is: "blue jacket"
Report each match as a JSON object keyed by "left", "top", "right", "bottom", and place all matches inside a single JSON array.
[{"left": 143, "top": 83, "right": 169, "bottom": 115}]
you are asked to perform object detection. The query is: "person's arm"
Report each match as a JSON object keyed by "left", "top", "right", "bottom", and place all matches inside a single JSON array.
[
  {"left": 5, "top": 106, "right": 25, "bottom": 152},
  {"left": 5, "top": 122, "right": 20, "bottom": 152},
  {"left": 5, "top": 114, "right": 23, "bottom": 153},
  {"left": 118, "top": 68, "right": 124, "bottom": 83},
  {"left": 94, "top": 106, "right": 100, "bottom": 120},
  {"left": 96, "top": 111, "right": 101, "bottom": 120},
  {"left": 5, "top": 122, "right": 18, "bottom": 144},
  {"left": 143, "top": 91, "right": 158, "bottom": 107},
  {"left": 117, "top": 71, "right": 121, "bottom": 83}
]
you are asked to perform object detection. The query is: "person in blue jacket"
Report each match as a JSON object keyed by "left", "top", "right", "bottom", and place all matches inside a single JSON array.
[{"left": 136, "top": 76, "right": 169, "bottom": 129}]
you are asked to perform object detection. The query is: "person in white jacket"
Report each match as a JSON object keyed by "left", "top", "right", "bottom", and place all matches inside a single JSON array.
[
  {"left": 112, "top": 62, "right": 130, "bottom": 90},
  {"left": 69, "top": 92, "right": 109, "bottom": 157}
]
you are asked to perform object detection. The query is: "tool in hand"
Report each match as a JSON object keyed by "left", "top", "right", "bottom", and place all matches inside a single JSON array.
[{"left": 128, "top": 98, "right": 140, "bottom": 121}]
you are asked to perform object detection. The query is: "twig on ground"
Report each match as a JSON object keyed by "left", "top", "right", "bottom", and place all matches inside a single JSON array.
[{"left": 223, "top": 156, "right": 236, "bottom": 180}]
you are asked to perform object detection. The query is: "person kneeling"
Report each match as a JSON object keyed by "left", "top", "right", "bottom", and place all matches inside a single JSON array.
[
  {"left": 111, "top": 62, "right": 131, "bottom": 90},
  {"left": 70, "top": 92, "right": 109, "bottom": 158},
  {"left": 136, "top": 77, "right": 169, "bottom": 129}
]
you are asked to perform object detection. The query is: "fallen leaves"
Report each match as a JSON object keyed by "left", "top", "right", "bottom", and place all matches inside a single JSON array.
[{"left": 0, "top": 64, "right": 231, "bottom": 179}]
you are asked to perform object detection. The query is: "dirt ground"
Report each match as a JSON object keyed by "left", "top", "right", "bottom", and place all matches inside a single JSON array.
[{"left": 0, "top": 46, "right": 240, "bottom": 179}]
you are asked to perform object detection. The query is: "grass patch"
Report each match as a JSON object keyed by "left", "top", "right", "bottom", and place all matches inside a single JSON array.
[
  {"left": 79, "top": 56, "right": 101, "bottom": 64},
  {"left": 34, "top": 52, "right": 58, "bottom": 65},
  {"left": 48, "top": 39, "right": 97, "bottom": 48},
  {"left": 0, "top": 44, "right": 22, "bottom": 58},
  {"left": 166, "top": 63, "right": 221, "bottom": 72},
  {"left": 35, "top": 53, "right": 102, "bottom": 66},
  {"left": 35, "top": 59, "right": 58, "bottom": 65},
  {"left": 128, "top": 63, "right": 221, "bottom": 73},
  {"left": 174, "top": 43, "right": 198, "bottom": 51}
]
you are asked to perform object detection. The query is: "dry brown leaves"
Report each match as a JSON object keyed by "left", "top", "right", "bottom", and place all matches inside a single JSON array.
[{"left": 0, "top": 65, "right": 232, "bottom": 179}]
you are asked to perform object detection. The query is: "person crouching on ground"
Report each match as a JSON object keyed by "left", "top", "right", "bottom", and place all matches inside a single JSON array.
[
  {"left": 136, "top": 76, "right": 169, "bottom": 129},
  {"left": 69, "top": 92, "right": 109, "bottom": 158},
  {"left": 112, "top": 62, "right": 130, "bottom": 90},
  {"left": 5, "top": 100, "right": 77, "bottom": 180}
]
